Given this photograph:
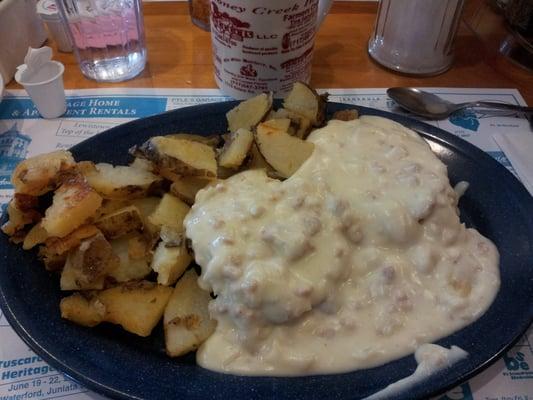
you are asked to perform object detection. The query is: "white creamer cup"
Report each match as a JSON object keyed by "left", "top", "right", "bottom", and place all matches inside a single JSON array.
[
  {"left": 210, "top": 0, "right": 333, "bottom": 99},
  {"left": 15, "top": 60, "right": 66, "bottom": 119}
]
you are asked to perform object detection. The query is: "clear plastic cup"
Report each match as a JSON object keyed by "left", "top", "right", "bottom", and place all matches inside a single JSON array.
[{"left": 56, "top": 0, "right": 147, "bottom": 82}]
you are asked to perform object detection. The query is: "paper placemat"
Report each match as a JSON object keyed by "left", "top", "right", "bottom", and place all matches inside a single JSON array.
[{"left": 0, "top": 87, "right": 531, "bottom": 400}]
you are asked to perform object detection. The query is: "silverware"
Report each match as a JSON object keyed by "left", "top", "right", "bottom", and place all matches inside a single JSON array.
[{"left": 387, "top": 87, "right": 533, "bottom": 120}]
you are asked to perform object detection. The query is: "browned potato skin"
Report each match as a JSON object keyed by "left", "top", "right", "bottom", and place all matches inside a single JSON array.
[
  {"left": 11, "top": 150, "right": 76, "bottom": 196},
  {"left": 42, "top": 174, "right": 103, "bottom": 238},
  {"left": 60, "top": 233, "right": 120, "bottom": 290},
  {"left": 332, "top": 109, "right": 359, "bottom": 121}
]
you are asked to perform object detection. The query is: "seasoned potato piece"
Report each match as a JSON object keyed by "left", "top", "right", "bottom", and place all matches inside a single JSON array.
[
  {"left": 42, "top": 175, "right": 102, "bottom": 238},
  {"left": 13, "top": 193, "right": 39, "bottom": 212},
  {"left": 226, "top": 92, "right": 273, "bottom": 133},
  {"left": 130, "top": 197, "right": 160, "bottom": 219},
  {"left": 60, "top": 293, "right": 106, "bottom": 327},
  {"left": 22, "top": 222, "right": 48, "bottom": 250},
  {"left": 217, "top": 128, "right": 254, "bottom": 169},
  {"left": 283, "top": 81, "right": 327, "bottom": 126},
  {"left": 166, "top": 133, "right": 222, "bottom": 148},
  {"left": 109, "top": 234, "right": 151, "bottom": 282},
  {"left": 164, "top": 270, "right": 216, "bottom": 356},
  {"left": 44, "top": 225, "right": 100, "bottom": 256},
  {"left": 129, "top": 157, "right": 155, "bottom": 172},
  {"left": 98, "top": 281, "right": 173, "bottom": 337},
  {"left": 246, "top": 143, "right": 274, "bottom": 172},
  {"left": 261, "top": 118, "right": 291, "bottom": 132},
  {"left": 255, "top": 122, "right": 315, "bottom": 178},
  {"left": 332, "top": 109, "right": 359, "bottom": 121},
  {"left": 60, "top": 233, "right": 119, "bottom": 290},
  {"left": 1, "top": 200, "right": 41, "bottom": 237},
  {"left": 134, "top": 137, "right": 217, "bottom": 178},
  {"left": 95, "top": 205, "right": 143, "bottom": 239},
  {"left": 96, "top": 199, "right": 131, "bottom": 219},
  {"left": 11, "top": 150, "right": 76, "bottom": 196},
  {"left": 38, "top": 247, "right": 67, "bottom": 271},
  {"left": 169, "top": 177, "right": 212, "bottom": 205},
  {"left": 148, "top": 193, "right": 190, "bottom": 233},
  {"left": 82, "top": 162, "right": 162, "bottom": 199},
  {"left": 130, "top": 196, "right": 160, "bottom": 238},
  {"left": 268, "top": 108, "right": 313, "bottom": 138},
  {"left": 151, "top": 240, "right": 192, "bottom": 286}
]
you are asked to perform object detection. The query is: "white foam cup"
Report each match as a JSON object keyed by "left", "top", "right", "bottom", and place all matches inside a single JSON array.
[{"left": 14, "top": 60, "right": 66, "bottom": 119}]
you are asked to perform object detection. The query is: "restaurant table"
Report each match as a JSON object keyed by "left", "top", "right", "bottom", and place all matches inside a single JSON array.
[
  {"left": 5, "top": 1, "right": 533, "bottom": 104},
  {"left": 2, "top": 1, "right": 532, "bottom": 400}
]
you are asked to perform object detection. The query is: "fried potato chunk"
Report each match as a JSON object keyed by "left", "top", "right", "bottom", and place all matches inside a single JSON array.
[
  {"left": 169, "top": 177, "right": 212, "bottom": 205},
  {"left": 82, "top": 162, "right": 162, "bottom": 199},
  {"left": 109, "top": 234, "right": 152, "bottom": 282},
  {"left": 1, "top": 200, "right": 41, "bottom": 237},
  {"left": 11, "top": 150, "right": 76, "bottom": 196},
  {"left": 43, "top": 225, "right": 100, "bottom": 256},
  {"left": 95, "top": 205, "right": 143, "bottom": 240},
  {"left": 60, "top": 293, "right": 106, "bottom": 328},
  {"left": 267, "top": 108, "right": 313, "bottom": 139},
  {"left": 226, "top": 92, "right": 273, "bottom": 133},
  {"left": 151, "top": 239, "right": 192, "bottom": 286},
  {"left": 60, "top": 233, "right": 119, "bottom": 290},
  {"left": 99, "top": 281, "right": 173, "bottom": 337},
  {"left": 22, "top": 222, "right": 49, "bottom": 250},
  {"left": 283, "top": 81, "right": 327, "bottom": 127},
  {"left": 148, "top": 193, "right": 190, "bottom": 233},
  {"left": 165, "top": 133, "right": 222, "bottom": 147},
  {"left": 134, "top": 137, "right": 217, "bottom": 178},
  {"left": 255, "top": 121, "right": 315, "bottom": 178},
  {"left": 217, "top": 128, "right": 254, "bottom": 170},
  {"left": 42, "top": 175, "right": 102, "bottom": 238},
  {"left": 164, "top": 270, "right": 216, "bottom": 356}
]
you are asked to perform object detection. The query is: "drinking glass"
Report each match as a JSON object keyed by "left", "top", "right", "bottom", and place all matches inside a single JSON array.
[
  {"left": 368, "top": 0, "right": 465, "bottom": 76},
  {"left": 56, "top": 0, "right": 147, "bottom": 82},
  {"left": 189, "top": 0, "right": 210, "bottom": 31}
]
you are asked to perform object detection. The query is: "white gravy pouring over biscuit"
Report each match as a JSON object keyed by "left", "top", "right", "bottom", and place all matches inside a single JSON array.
[{"left": 184, "top": 116, "right": 500, "bottom": 375}]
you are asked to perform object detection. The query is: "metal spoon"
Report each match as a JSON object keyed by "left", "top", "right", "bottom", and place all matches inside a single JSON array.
[{"left": 387, "top": 87, "right": 533, "bottom": 120}]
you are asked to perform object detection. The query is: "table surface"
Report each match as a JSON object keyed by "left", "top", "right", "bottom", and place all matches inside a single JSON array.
[{"left": 6, "top": 1, "right": 533, "bottom": 105}]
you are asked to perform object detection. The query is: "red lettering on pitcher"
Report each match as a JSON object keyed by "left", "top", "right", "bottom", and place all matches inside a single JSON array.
[{"left": 212, "top": 4, "right": 253, "bottom": 42}]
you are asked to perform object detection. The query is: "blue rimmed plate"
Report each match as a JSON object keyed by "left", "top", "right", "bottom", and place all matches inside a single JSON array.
[{"left": 1, "top": 102, "right": 532, "bottom": 400}]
